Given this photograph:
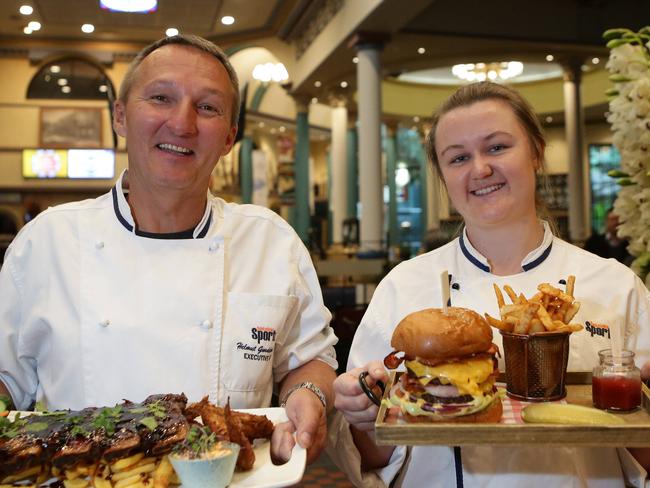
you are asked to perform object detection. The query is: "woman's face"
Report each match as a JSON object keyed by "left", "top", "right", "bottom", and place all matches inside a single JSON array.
[{"left": 434, "top": 99, "right": 539, "bottom": 229}]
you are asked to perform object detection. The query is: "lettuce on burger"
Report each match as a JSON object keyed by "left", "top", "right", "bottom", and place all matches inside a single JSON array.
[{"left": 384, "top": 307, "right": 502, "bottom": 423}]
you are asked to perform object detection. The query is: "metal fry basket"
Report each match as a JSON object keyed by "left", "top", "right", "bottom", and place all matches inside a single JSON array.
[{"left": 500, "top": 330, "right": 571, "bottom": 401}]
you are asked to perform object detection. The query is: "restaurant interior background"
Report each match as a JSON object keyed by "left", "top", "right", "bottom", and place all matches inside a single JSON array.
[{"left": 0, "top": 0, "right": 649, "bottom": 374}]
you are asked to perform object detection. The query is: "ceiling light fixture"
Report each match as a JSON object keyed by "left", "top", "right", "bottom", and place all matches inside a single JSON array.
[
  {"left": 340, "top": 81, "right": 348, "bottom": 88},
  {"left": 23, "top": 26, "right": 32, "bottom": 34},
  {"left": 452, "top": 61, "right": 523, "bottom": 82},
  {"left": 19, "top": 5, "right": 33, "bottom": 15},
  {"left": 50, "top": 65, "right": 60, "bottom": 73},
  {"left": 81, "top": 23, "right": 95, "bottom": 33},
  {"left": 417, "top": 47, "right": 426, "bottom": 54},
  {"left": 221, "top": 16, "right": 235, "bottom": 25},
  {"left": 314, "top": 81, "right": 322, "bottom": 88},
  {"left": 592, "top": 57, "right": 600, "bottom": 64},
  {"left": 352, "top": 56, "right": 359, "bottom": 64},
  {"left": 165, "top": 27, "right": 179, "bottom": 37},
  {"left": 546, "top": 54, "right": 554, "bottom": 62},
  {"left": 61, "top": 86, "right": 71, "bottom": 93},
  {"left": 27, "top": 20, "right": 41, "bottom": 31},
  {"left": 252, "top": 62, "right": 288, "bottom": 83},
  {"left": 100, "top": 0, "right": 157, "bottom": 13}
]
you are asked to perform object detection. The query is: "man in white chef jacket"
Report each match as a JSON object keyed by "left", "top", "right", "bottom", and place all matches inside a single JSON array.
[{"left": 0, "top": 34, "right": 338, "bottom": 464}]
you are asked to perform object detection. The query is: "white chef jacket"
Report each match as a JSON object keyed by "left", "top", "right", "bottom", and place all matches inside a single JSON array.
[
  {"left": 345, "top": 222, "right": 650, "bottom": 487},
  {"left": 0, "top": 170, "right": 337, "bottom": 411}
]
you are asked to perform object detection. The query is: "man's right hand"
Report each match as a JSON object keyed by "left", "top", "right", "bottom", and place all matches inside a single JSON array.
[{"left": 333, "top": 361, "right": 388, "bottom": 432}]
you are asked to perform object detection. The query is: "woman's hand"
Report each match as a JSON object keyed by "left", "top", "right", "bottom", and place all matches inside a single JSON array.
[{"left": 333, "top": 361, "right": 388, "bottom": 432}]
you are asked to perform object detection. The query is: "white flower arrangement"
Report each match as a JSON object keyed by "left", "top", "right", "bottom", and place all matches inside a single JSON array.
[{"left": 605, "top": 27, "right": 650, "bottom": 286}]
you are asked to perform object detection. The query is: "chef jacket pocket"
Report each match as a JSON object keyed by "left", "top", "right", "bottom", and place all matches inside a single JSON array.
[{"left": 222, "top": 292, "right": 298, "bottom": 392}]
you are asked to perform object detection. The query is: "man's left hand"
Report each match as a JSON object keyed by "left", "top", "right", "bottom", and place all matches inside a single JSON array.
[{"left": 270, "top": 388, "right": 327, "bottom": 465}]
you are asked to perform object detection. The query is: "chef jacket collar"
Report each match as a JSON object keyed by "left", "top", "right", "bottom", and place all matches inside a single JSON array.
[
  {"left": 459, "top": 221, "right": 553, "bottom": 273},
  {"left": 111, "top": 169, "right": 212, "bottom": 239}
]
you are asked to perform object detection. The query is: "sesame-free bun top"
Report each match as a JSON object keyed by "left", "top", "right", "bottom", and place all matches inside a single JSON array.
[{"left": 391, "top": 307, "right": 493, "bottom": 360}]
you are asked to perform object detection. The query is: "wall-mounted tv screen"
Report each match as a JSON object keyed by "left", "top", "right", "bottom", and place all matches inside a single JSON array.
[
  {"left": 68, "top": 149, "right": 115, "bottom": 179},
  {"left": 22, "top": 149, "right": 68, "bottom": 178},
  {"left": 22, "top": 148, "right": 114, "bottom": 179},
  {"left": 588, "top": 143, "right": 621, "bottom": 233}
]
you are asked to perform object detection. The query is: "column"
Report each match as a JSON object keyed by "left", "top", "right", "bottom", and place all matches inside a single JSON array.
[
  {"left": 240, "top": 135, "right": 253, "bottom": 204},
  {"left": 346, "top": 117, "right": 358, "bottom": 220},
  {"left": 330, "top": 96, "right": 348, "bottom": 245},
  {"left": 562, "top": 58, "right": 588, "bottom": 242},
  {"left": 353, "top": 33, "right": 388, "bottom": 253},
  {"left": 384, "top": 122, "right": 399, "bottom": 248},
  {"left": 294, "top": 95, "right": 311, "bottom": 244}
]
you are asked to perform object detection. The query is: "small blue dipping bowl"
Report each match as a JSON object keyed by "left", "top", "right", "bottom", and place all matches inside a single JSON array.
[{"left": 169, "top": 441, "right": 240, "bottom": 488}]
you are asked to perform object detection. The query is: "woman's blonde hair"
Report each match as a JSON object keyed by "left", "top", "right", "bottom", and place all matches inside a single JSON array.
[{"left": 425, "top": 81, "right": 555, "bottom": 232}]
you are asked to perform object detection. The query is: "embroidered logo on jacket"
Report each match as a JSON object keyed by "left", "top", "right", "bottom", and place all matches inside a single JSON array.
[
  {"left": 236, "top": 327, "right": 276, "bottom": 362},
  {"left": 585, "top": 321, "right": 610, "bottom": 339}
]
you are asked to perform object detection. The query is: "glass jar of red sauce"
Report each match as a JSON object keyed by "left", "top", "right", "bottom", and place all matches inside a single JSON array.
[{"left": 592, "top": 349, "right": 642, "bottom": 412}]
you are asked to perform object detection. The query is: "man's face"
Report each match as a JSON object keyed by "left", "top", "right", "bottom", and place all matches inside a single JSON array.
[{"left": 113, "top": 44, "right": 237, "bottom": 195}]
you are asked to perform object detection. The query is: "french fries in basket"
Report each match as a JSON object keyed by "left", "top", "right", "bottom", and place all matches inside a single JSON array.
[{"left": 485, "top": 276, "right": 583, "bottom": 335}]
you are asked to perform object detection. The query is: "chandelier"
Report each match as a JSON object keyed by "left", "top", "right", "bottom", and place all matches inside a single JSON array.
[
  {"left": 252, "top": 63, "right": 289, "bottom": 83},
  {"left": 451, "top": 61, "right": 524, "bottom": 82}
]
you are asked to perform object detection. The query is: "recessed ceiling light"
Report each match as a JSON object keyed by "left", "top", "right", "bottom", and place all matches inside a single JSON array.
[
  {"left": 592, "top": 57, "right": 600, "bottom": 64},
  {"left": 413, "top": 116, "right": 420, "bottom": 123},
  {"left": 50, "top": 65, "right": 60, "bottom": 73},
  {"left": 417, "top": 47, "right": 425, "bottom": 54},
  {"left": 546, "top": 54, "right": 554, "bottom": 62},
  {"left": 99, "top": 85, "right": 108, "bottom": 93},
  {"left": 545, "top": 116, "right": 553, "bottom": 123},
  {"left": 221, "top": 16, "right": 235, "bottom": 25},
  {"left": 340, "top": 81, "right": 348, "bottom": 88},
  {"left": 314, "top": 81, "right": 322, "bottom": 88},
  {"left": 19, "top": 5, "right": 33, "bottom": 15},
  {"left": 61, "top": 85, "right": 71, "bottom": 93},
  {"left": 23, "top": 26, "right": 32, "bottom": 34},
  {"left": 100, "top": 0, "right": 157, "bottom": 13},
  {"left": 81, "top": 24, "right": 95, "bottom": 33},
  {"left": 57, "top": 78, "right": 68, "bottom": 86},
  {"left": 279, "top": 126, "right": 286, "bottom": 133},
  {"left": 27, "top": 21, "right": 41, "bottom": 31},
  {"left": 352, "top": 56, "right": 359, "bottom": 64},
  {"left": 165, "top": 27, "right": 179, "bottom": 37}
]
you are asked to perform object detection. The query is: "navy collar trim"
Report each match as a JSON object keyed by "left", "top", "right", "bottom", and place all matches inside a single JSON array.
[
  {"left": 522, "top": 242, "right": 553, "bottom": 271},
  {"left": 111, "top": 186, "right": 212, "bottom": 239},
  {"left": 459, "top": 233, "right": 490, "bottom": 272},
  {"left": 459, "top": 229, "right": 553, "bottom": 273}
]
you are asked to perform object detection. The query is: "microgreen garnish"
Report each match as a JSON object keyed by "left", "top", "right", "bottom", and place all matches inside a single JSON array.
[{"left": 173, "top": 425, "right": 218, "bottom": 459}]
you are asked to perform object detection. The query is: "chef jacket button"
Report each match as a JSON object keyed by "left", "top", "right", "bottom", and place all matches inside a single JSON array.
[
  {"left": 95, "top": 241, "right": 105, "bottom": 249},
  {"left": 451, "top": 283, "right": 460, "bottom": 290},
  {"left": 201, "top": 320, "right": 213, "bottom": 329},
  {"left": 558, "top": 279, "right": 566, "bottom": 285},
  {"left": 209, "top": 242, "right": 220, "bottom": 252},
  {"left": 99, "top": 319, "right": 110, "bottom": 328}
]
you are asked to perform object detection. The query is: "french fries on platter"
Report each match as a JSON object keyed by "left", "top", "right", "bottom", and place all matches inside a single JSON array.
[{"left": 485, "top": 275, "right": 583, "bottom": 335}]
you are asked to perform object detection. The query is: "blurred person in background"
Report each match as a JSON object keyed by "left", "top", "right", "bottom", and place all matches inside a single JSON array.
[
  {"left": 0, "top": 34, "right": 337, "bottom": 465},
  {"left": 584, "top": 207, "right": 633, "bottom": 265}
]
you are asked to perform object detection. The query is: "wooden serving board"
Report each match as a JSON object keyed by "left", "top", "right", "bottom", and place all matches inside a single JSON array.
[{"left": 374, "top": 372, "right": 650, "bottom": 447}]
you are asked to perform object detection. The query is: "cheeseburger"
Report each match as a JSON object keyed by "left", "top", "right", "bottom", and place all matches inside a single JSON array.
[{"left": 384, "top": 307, "right": 502, "bottom": 423}]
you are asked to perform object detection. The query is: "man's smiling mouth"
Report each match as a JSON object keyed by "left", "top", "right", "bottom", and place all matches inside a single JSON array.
[
  {"left": 471, "top": 183, "right": 505, "bottom": 196},
  {"left": 157, "top": 143, "right": 193, "bottom": 155}
]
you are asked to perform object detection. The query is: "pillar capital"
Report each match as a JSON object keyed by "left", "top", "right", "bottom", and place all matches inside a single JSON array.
[
  {"left": 348, "top": 31, "right": 390, "bottom": 51},
  {"left": 291, "top": 94, "right": 311, "bottom": 113},
  {"left": 559, "top": 56, "right": 586, "bottom": 83}
]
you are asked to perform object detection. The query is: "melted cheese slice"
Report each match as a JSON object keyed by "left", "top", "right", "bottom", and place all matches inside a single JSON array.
[{"left": 405, "top": 357, "right": 494, "bottom": 397}]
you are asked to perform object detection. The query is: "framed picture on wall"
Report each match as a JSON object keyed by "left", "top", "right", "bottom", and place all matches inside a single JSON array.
[{"left": 39, "top": 107, "right": 102, "bottom": 148}]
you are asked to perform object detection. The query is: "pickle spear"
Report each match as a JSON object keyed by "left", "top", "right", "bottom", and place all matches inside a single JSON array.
[{"left": 522, "top": 404, "right": 626, "bottom": 425}]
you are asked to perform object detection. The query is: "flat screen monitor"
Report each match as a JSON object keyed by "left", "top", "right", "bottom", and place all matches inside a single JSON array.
[
  {"left": 22, "top": 148, "right": 115, "bottom": 179},
  {"left": 588, "top": 143, "right": 621, "bottom": 233},
  {"left": 68, "top": 149, "right": 115, "bottom": 179},
  {"left": 22, "top": 149, "right": 68, "bottom": 178}
]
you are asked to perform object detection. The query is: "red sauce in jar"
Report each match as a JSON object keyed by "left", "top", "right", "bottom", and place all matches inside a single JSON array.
[{"left": 592, "top": 375, "right": 642, "bottom": 411}]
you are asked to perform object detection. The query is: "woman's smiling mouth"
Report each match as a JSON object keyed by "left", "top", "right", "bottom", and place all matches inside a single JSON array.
[{"left": 471, "top": 183, "right": 505, "bottom": 196}]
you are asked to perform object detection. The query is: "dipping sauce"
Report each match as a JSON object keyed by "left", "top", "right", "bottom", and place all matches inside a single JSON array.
[{"left": 592, "top": 375, "right": 642, "bottom": 411}]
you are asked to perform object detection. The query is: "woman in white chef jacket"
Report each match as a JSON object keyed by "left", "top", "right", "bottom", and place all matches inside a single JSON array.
[
  {"left": 0, "top": 34, "right": 337, "bottom": 464},
  {"left": 329, "top": 82, "right": 650, "bottom": 487}
]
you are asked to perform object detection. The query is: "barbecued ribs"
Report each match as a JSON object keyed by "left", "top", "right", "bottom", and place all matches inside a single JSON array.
[{"left": 0, "top": 393, "right": 189, "bottom": 478}]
